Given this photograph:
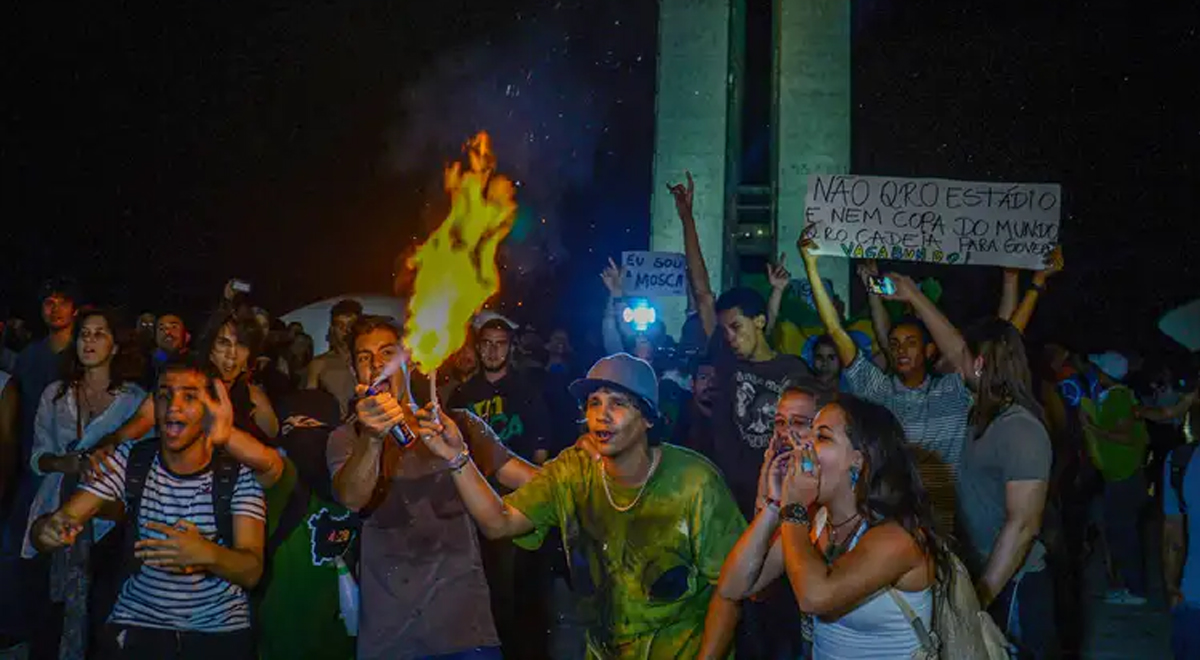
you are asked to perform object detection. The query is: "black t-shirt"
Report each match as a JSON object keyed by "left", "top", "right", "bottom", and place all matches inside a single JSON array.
[
  {"left": 711, "top": 339, "right": 815, "bottom": 518},
  {"left": 448, "top": 369, "right": 553, "bottom": 461}
]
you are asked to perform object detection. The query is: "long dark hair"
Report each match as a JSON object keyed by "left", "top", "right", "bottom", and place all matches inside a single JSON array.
[
  {"left": 197, "top": 304, "right": 266, "bottom": 377},
  {"left": 965, "top": 318, "right": 1044, "bottom": 430},
  {"left": 835, "top": 394, "right": 951, "bottom": 588},
  {"left": 55, "top": 307, "right": 129, "bottom": 401}
]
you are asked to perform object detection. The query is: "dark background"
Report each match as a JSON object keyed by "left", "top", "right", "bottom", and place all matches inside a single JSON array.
[{"left": 1, "top": 1, "right": 1196, "bottom": 357}]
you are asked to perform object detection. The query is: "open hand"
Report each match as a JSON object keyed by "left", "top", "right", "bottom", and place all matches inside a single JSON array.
[
  {"left": 413, "top": 404, "right": 465, "bottom": 462},
  {"left": 666, "top": 171, "right": 695, "bottom": 219},
  {"left": 135, "top": 520, "right": 214, "bottom": 573},
  {"left": 84, "top": 444, "right": 121, "bottom": 485},
  {"left": 200, "top": 379, "right": 234, "bottom": 448},
  {"left": 600, "top": 257, "right": 623, "bottom": 298},
  {"left": 767, "top": 253, "right": 791, "bottom": 291}
]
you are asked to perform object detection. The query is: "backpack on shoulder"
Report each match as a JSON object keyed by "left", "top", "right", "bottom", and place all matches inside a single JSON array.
[{"left": 891, "top": 549, "right": 1010, "bottom": 660}]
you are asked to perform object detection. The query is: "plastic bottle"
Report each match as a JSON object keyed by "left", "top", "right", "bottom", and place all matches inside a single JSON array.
[{"left": 335, "top": 556, "right": 360, "bottom": 637}]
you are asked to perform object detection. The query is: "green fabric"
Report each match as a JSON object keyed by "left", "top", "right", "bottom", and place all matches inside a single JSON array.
[
  {"left": 1082, "top": 385, "right": 1149, "bottom": 482},
  {"left": 257, "top": 459, "right": 356, "bottom": 660},
  {"left": 504, "top": 444, "right": 746, "bottom": 659}
]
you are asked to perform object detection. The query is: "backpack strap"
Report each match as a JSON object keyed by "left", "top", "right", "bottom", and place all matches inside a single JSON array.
[
  {"left": 1170, "top": 443, "right": 1197, "bottom": 515},
  {"left": 119, "top": 440, "right": 162, "bottom": 586},
  {"left": 211, "top": 450, "right": 240, "bottom": 548},
  {"left": 887, "top": 588, "right": 937, "bottom": 654}
]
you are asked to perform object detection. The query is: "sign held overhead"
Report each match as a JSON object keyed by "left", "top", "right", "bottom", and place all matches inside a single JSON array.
[
  {"left": 621, "top": 251, "right": 687, "bottom": 297},
  {"left": 803, "top": 174, "right": 1062, "bottom": 269}
]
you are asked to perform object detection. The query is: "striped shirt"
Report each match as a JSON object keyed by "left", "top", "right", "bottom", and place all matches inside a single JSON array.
[
  {"left": 81, "top": 441, "right": 266, "bottom": 632},
  {"left": 843, "top": 354, "right": 972, "bottom": 534}
]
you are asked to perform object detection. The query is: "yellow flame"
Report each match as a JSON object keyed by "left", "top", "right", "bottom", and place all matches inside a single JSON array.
[{"left": 403, "top": 132, "right": 516, "bottom": 373}]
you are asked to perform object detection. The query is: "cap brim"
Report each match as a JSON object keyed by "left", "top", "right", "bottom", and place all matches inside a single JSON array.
[{"left": 568, "top": 377, "right": 660, "bottom": 420}]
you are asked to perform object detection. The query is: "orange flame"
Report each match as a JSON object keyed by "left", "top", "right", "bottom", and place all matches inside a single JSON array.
[{"left": 403, "top": 132, "right": 517, "bottom": 373}]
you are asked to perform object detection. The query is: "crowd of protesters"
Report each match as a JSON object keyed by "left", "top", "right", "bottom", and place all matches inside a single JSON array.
[{"left": 1, "top": 173, "right": 1198, "bottom": 660}]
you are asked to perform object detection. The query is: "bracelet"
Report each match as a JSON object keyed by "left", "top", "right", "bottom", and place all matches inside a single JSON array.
[
  {"left": 762, "top": 498, "right": 781, "bottom": 514},
  {"left": 781, "top": 502, "right": 811, "bottom": 526},
  {"left": 1031, "top": 281, "right": 1046, "bottom": 293},
  {"left": 446, "top": 449, "right": 472, "bottom": 473}
]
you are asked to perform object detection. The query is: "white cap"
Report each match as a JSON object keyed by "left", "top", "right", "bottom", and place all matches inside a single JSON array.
[{"left": 472, "top": 310, "right": 519, "bottom": 332}]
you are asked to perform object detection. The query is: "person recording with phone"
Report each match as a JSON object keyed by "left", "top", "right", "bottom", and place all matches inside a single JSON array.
[{"left": 326, "top": 315, "right": 536, "bottom": 660}]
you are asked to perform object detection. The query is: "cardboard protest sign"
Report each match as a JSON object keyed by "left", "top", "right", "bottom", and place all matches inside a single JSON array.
[
  {"left": 621, "top": 251, "right": 687, "bottom": 297},
  {"left": 803, "top": 174, "right": 1062, "bottom": 269}
]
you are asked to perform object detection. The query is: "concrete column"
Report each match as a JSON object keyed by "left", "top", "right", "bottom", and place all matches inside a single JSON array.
[
  {"left": 649, "top": 0, "right": 734, "bottom": 334},
  {"left": 775, "top": 0, "right": 852, "bottom": 312}
]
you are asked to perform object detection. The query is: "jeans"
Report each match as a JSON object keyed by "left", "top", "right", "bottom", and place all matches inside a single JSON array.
[
  {"left": 988, "top": 568, "right": 1058, "bottom": 659},
  {"left": 1172, "top": 604, "right": 1200, "bottom": 659},
  {"left": 1102, "top": 473, "right": 1147, "bottom": 595},
  {"left": 100, "top": 626, "right": 254, "bottom": 660}
]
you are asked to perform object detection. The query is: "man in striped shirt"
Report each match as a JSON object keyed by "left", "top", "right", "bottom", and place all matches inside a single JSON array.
[
  {"left": 801, "top": 247, "right": 972, "bottom": 534},
  {"left": 31, "top": 359, "right": 266, "bottom": 659}
]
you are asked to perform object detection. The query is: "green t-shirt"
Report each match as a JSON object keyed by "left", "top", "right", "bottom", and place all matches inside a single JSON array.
[
  {"left": 257, "top": 458, "right": 358, "bottom": 660},
  {"left": 503, "top": 444, "right": 746, "bottom": 659},
  {"left": 1083, "top": 385, "right": 1149, "bottom": 482}
]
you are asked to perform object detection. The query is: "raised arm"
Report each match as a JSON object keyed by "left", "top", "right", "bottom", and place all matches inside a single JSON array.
[
  {"left": 798, "top": 231, "right": 857, "bottom": 367},
  {"left": 720, "top": 451, "right": 789, "bottom": 599},
  {"left": 413, "top": 407, "right": 535, "bottom": 539},
  {"left": 998, "top": 269, "right": 1020, "bottom": 320},
  {"left": 329, "top": 388, "right": 401, "bottom": 511},
  {"left": 669, "top": 172, "right": 716, "bottom": 337},
  {"left": 883, "top": 272, "right": 974, "bottom": 386},
  {"left": 1010, "top": 247, "right": 1063, "bottom": 334},
  {"left": 599, "top": 258, "right": 626, "bottom": 355},
  {"left": 765, "top": 254, "right": 791, "bottom": 338},
  {"left": 857, "top": 260, "right": 893, "bottom": 369}
]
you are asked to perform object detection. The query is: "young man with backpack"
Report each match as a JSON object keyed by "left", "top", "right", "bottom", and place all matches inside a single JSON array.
[{"left": 30, "top": 359, "right": 266, "bottom": 659}]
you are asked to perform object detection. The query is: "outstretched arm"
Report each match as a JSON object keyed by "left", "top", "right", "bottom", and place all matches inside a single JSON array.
[
  {"left": 998, "top": 269, "right": 1020, "bottom": 320},
  {"left": 1010, "top": 247, "right": 1064, "bottom": 334},
  {"left": 669, "top": 172, "right": 717, "bottom": 337},
  {"left": 765, "top": 254, "right": 791, "bottom": 338},
  {"left": 857, "top": 260, "right": 893, "bottom": 368},
  {"left": 798, "top": 230, "right": 857, "bottom": 367}
]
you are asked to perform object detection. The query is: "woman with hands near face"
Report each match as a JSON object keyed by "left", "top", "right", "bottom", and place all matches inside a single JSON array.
[{"left": 720, "top": 394, "right": 950, "bottom": 658}]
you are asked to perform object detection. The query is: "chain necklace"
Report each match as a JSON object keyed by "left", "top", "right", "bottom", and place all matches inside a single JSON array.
[
  {"left": 601, "top": 448, "right": 661, "bottom": 513},
  {"left": 828, "top": 512, "right": 862, "bottom": 545}
]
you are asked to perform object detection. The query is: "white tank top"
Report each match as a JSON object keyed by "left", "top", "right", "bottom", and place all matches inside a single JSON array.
[{"left": 811, "top": 521, "right": 933, "bottom": 659}]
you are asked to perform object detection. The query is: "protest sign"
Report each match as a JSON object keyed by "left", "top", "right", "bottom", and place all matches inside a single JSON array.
[
  {"left": 803, "top": 174, "right": 1061, "bottom": 269},
  {"left": 621, "top": 251, "right": 687, "bottom": 297}
]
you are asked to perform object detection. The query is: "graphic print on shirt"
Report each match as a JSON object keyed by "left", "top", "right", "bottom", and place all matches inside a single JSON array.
[
  {"left": 471, "top": 395, "right": 526, "bottom": 444},
  {"left": 733, "top": 370, "right": 787, "bottom": 449},
  {"left": 306, "top": 507, "right": 358, "bottom": 566}
]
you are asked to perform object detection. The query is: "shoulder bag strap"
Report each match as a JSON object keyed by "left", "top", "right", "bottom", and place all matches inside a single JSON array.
[{"left": 887, "top": 588, "right": 937, "bottom": 654}]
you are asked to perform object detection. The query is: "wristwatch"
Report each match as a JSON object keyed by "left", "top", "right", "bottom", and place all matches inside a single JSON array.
[{"left": 781, "top": 502, "right": 811, "bottom": 526}]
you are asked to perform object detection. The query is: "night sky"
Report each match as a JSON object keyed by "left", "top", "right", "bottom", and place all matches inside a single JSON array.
[{"left": 1, "top": 1, "right": 1196, "bottom": 357}]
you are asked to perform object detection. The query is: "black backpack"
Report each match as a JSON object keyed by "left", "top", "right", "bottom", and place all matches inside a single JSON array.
[{"left": 118, "top": 440, "right": 240, "bottom": 585}]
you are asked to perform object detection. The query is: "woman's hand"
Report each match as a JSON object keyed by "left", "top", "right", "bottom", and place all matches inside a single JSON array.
[
  {"left": 765, "top": 449, "right": 793, "bottom": 504},
  {"left": 782, "top": 444, "right": 821, "bottom": 508}
]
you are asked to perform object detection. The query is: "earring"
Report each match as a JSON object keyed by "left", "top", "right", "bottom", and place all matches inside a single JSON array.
[
  {"left": 849, "top": 466, "right": 860, "bottom": 489},
  {"left": 974, "top": 368, "right": 982, "bottom": 379}
]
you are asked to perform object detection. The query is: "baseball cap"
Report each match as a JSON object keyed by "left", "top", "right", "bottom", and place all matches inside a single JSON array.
[
  {"left": 569, "top": 353, "right": 660, "bottom": 419},
  {"left": 473, "top": 310, "right": 519, "bottom": 333},
  {"left": 1088, "top": 351, "right": 1129, "bottom": 381}
]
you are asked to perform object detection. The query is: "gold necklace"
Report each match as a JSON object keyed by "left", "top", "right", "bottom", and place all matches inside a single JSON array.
[{"left": 601, "top": 448, "right": 661, "bottom": 513}]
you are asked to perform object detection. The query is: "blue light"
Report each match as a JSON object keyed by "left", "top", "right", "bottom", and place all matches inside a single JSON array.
[{"left": 622, "top": 299, "right": 657, "bottom": 332}]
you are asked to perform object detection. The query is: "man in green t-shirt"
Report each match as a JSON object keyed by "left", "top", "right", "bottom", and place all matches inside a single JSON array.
[
  {"left": 1081, "top": 351, "right": 1150, "bottom": 605},
  {"left": 412, "top": 353, "right": 746, "bottom": 659}
]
